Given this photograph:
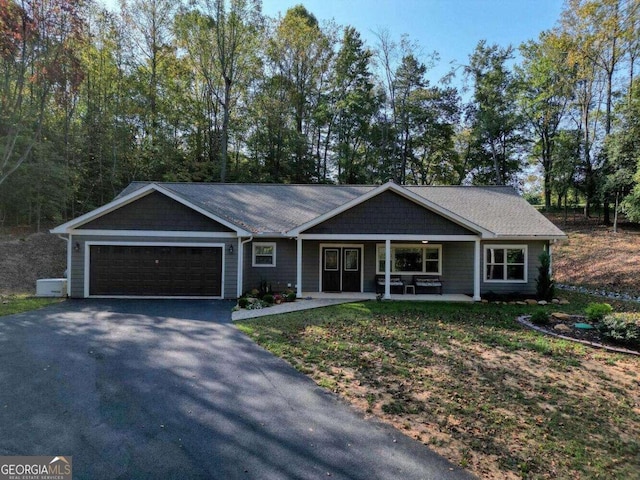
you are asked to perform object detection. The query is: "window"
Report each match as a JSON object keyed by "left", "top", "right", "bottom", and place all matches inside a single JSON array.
[
  {"left": 376, "top": 244, "right": 442, "bottom": 275},
  {"left": 484, "top": 245, "right": 527, "bottom": 282},
  {"left": 252, "top": 242, "right": 276, "bottom": 267}
]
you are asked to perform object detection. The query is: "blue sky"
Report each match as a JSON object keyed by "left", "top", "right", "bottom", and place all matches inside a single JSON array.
[{"left": 261, "top": 0, "right": 565, "bottom": 85}]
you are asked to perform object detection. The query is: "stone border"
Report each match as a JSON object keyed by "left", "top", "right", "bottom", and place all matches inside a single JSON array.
[
  {"left": 556, "top": 283, "right": 640, "bottom": 303},
  {"left": 516, "top": 316, "right": 640, "bottom": 356}
]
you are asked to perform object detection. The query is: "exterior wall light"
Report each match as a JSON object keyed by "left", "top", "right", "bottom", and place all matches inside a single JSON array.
[{"left": 228, "top": 244, "right": 234, "bottom": 255}]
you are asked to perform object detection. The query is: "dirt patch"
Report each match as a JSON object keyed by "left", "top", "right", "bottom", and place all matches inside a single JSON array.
[
  {"left": 545, "top": 212, "right": 640, "bottom": 298},
  {"left": 0, "top": 228, "right": 67, "bottom": 295}
]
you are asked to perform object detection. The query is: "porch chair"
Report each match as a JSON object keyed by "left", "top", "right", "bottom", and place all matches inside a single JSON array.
[
  {"left": 375, "top": 275, "right": 405, "bottom": 294},
  {"left": 413, "top": 276, "right": 443, "bottom": 295}
]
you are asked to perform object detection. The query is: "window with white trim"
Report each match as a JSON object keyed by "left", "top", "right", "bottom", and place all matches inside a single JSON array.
[
  {"left": 376, "top": 244, "right": 442, "bottom": 275},
  {"left": 252, "top": 242, "right": 276, "bottom": 267},
  {"left": 484, "top": 245, "right": 527, "bottom": 282}
]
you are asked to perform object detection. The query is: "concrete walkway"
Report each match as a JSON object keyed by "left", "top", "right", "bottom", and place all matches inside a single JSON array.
[
  {"left": 232, "top": 293, "right": 473, "bottom": 321},
  {"left": 232, "top": 298, "right": 355, "bottom": 321}
]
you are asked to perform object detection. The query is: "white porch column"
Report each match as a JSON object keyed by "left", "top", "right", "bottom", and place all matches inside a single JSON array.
[
  {"left": 473, "top": 238, "right": 481, "bottom": 301},
  {"left": 296, "top": 237, "right": 303, "bottom": 298},
  {"left": 236, "top": 238, "right": 243, "bottom": 298},
  {"left": 384, "top": 239, "right": 391, "bottom": 299}
]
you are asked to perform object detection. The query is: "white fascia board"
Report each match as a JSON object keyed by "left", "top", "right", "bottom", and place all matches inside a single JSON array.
[
  {"left": 286, "top": 183, "right": 391, "bottom": 235},
  {"left": 386, "top": 184, "right": 493, "bottom": 237},
  {"left": 51, "top": 183, "right": 157, "bottom": 234},
  {"left": 299, "top": 234, "right": 481, "bottom": 241},
  {"left": 152, "top": 184, "right": 250, "bottom": 235},
  {"left": 51, "top": 183, "right": 251, "bottom": 236},
  {"left": 71, "top": 229, "right": 237, "bottom": 238},
  {"left": 485, "top": 235, "right": 567, "bottom": 242},
  {"left": 287, "top": 182, "right": 493, "bottom": 237}
]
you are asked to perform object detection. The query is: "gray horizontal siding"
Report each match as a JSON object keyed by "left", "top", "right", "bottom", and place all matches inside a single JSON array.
[
  {"left": 480, "top": 240, "right": 547, "bottom": 296},
  {"left": 81, "top": 191, "right": 234, "bottom": 232},
  {"left": 70, "top": 234, "right": 237, "bottom": 299},
  {"left": 305, "top": 191, "right": 474, "bottom": 235},
  {"left": 243, "top": 238, "right": 298, "bottom": 294}
]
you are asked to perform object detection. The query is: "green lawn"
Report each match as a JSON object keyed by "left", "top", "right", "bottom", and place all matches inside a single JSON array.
[
  {"left": 237, "top": 291, "right": 640, "bottom": 480},
  {"left": 0, "top": 294, "right": 64, "bottom": 317}
]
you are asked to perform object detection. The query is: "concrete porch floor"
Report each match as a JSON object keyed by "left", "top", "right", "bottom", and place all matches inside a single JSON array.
[
  {"left": 306, "top": 292, "right": 474, "bottom": 302},
  {"left": 232, "top": 292, "right": 474, "bottom": 321}
]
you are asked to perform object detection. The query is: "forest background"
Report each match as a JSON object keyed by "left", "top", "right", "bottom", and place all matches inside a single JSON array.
[{"left": 2, "top": 0, "right": 640, "bottom": 230}]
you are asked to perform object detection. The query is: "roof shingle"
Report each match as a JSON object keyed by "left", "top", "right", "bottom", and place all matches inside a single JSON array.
[{"left": 118, "top": 182, "right": 565, "bottom": 238}]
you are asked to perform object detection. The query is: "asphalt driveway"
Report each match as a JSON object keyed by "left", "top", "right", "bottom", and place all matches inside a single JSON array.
[{"left": 0, "top": 300, "right": 474, "bottom": 479}]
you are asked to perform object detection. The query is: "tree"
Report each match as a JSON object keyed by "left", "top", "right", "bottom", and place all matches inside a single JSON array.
[
  {"left": 260, "top": 5, "right": 334, "bottom": 182},
  {"left": 465, "top": 40, "right": 524, "bottom": 185},
  {"left": 517, "top": 32, "right": 575, "bottom": 210},
  {"left": 0, "top": 0, "right": 85, "bottom": 188},
  {"left": 331, "top": 26, "right": 378, "bottom": 184},
  {"left": 610, "top": 79, "right": 640, "bottom": 223},
  {"left": 175, "top": 0, "right": 262, "bottom": 182}
]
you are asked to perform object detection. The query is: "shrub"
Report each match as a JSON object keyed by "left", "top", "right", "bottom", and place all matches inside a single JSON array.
[
  {"left": 530, "top": 309, "right": 550, "bottom": 326},
  {"left": 262, "top": 294, "right": 274, "bottom": 305},
  {"left": 598, "top": 313, "right": 640, "bottom": 348},
  {"left": 286, "top": 292, "right": 297, "bottom": 302},
  {"left": 536, "top": 251, "right": 555, "bottom": 301},
  {"left": 238, "top": 297, "right": 249, "bottom": 308},
  {"left": 585, "top": 302, "right": 613, "bottom": 323}
]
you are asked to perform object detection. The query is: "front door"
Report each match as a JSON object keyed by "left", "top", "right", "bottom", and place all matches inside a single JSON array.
[{"left": 322, "top": 247, "right": 361, "bottom": 292}]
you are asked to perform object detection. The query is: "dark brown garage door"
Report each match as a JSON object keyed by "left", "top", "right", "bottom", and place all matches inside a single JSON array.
[{"left": 89, "top": 245, "right": 222, "bottom": 296}]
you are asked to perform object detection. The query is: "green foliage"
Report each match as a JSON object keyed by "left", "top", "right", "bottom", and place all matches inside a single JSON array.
[
  {"left": 598, "top": 313, "right": 640, "bottom": 348},
  {"left": 238, "top": 297, "right": 250, "bottom": 308},
  {"left": 262, "top": 294, "right": 274, "bottom": 305},
  {"left": 530, "top": 309, "right": 550, "bottom": 326},
  {"left": 585, "top": 303, "right": 613, "bottom": 323},
  {"left": 286, "top": 292, "right": 297, "bottom": 302},
  {"left": 0, "top": 295, "right": 63, "bottom": 317},
  {"left": 536, "top": 251, "right": 555, "bottom": 301}
]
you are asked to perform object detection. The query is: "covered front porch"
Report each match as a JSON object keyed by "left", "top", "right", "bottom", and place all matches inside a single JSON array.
[
  {"left": 294, "top": 236, "right": 482, "bottom": 301},
  {"left": 303, "top": 292, "right": 474, "bottom": 302}
]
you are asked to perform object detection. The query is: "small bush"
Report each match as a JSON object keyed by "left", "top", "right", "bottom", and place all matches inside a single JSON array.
[
  {"left": 262, "top": 294, "right": 274, "bottom": 305},
  {"left": 286, "top": 292, "right": 296, "bottom": 302},
  {"left": 530, "top": 309, "right": 550, "bottom": 326},
  {"left": 585, "top": 303, "right": 613, "bottom": 323},
  {"left": 598, "top": 313, "right": 640, "bottom": 348},
  {"left": 238, "top": 297, "right": 249, "bottom": 308},
  {"left": 536, "top": 251, "right": 555, "bottom": 301}
]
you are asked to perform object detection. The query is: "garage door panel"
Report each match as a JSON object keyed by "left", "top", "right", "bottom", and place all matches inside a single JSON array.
[{"left": 89, "top": 245, "right": 223, "bottom": 297}]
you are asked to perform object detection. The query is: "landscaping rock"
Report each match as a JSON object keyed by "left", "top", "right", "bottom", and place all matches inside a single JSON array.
[
  {"left": 525, "top": 299, "right": 538, "bottom": 305},
  {"left": 552, "top": 299, "right": 560, "bottom": 304},
  {"left": 553, "top": 324, "right": 572, "bottom": 333},
  {"left": 538, "top": 300, "right": 548, "bottom": 305},
  {"left": 558, "top": 299, "right": 570, "bottom": 305},
  {"left": 551, "top": 312, "right": 573, "bottom": 321},
  {"left": 516, "top": 301, "right": 527, "bottom": 305}
]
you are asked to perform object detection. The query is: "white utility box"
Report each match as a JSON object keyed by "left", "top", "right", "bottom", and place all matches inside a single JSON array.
[{"left": 36, "top": 278, "right": 67, "bottom": 297}]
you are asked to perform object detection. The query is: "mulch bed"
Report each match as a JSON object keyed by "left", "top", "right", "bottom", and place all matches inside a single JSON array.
[{"left": 518, "top": 313, "right": 640, "bottom": 356}]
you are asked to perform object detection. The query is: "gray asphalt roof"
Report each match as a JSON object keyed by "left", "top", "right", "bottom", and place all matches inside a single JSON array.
[{"left": 118, "top": 182, "right": 565, "bottom": 238}]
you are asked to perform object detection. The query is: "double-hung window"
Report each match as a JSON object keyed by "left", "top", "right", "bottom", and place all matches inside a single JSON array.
[
  {"left": 376, "top": 244, "right": 442, "bottom": 275},
  {"left": 484, "top": 245, "right": 527, "bottom": 282},
  {"left": 252, "top": 242, "right": 276, "bottom": 267}
]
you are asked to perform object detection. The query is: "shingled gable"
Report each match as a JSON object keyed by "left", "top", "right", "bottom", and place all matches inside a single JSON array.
[
  {"left": 50, "top": 183, "right": 250, "bottom": 235},
  {"left": 287, "top": 181, "right": 492, "bottom": 237}
]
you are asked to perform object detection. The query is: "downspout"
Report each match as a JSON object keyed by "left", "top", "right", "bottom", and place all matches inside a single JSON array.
[
  {"left": 237, "top": 236, "right": 253, "bottom": 298},
  {"left": 56, "top": 234, "right": 71, "bottom": 297}
]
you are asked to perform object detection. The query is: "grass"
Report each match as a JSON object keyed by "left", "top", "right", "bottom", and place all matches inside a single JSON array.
[
  {"left": 237, "top": 291, "right": 640, "bottom": 480},
  {"left": 0, "top": 294, "right": 63, "bottom": 317}
]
